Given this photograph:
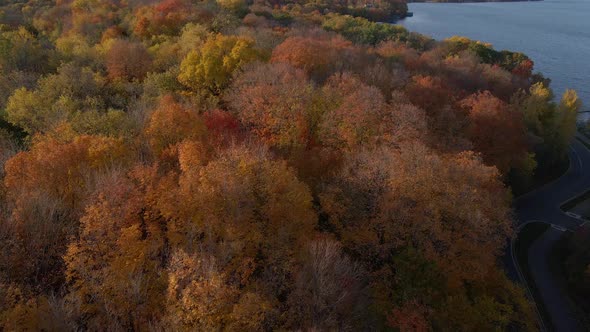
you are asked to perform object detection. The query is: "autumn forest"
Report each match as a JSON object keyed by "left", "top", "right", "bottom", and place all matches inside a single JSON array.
[{"left": 0, "top": 0, "right": 583, "bottom": 330}]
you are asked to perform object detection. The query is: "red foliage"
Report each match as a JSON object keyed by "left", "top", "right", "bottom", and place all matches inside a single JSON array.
[
  {"left": 106, "top": 39, "right": 152, "bottom": 81},
  {"left": 271, "top": 36, "right": 358, "bottom": 81},
  {"left": 460, "top": 91, "right": 528, "bottom": 173},
  {"left": 203, "top": 109, "right": 242, "bottom": 146},
  {"left": 318, "top": 72, "right": 387, "bottom": 150},
  {"left": 387, "top": 301, "right": 430, "bottom": 332},
  {"left": 225, "top": 62, "right": 314, "bottom": 149},
  {"left": 155, "top": 0, "right": 189, "bottom": 13},
  {"left": 512, "top": 59, "right": 534, "bottom": 78},
  {"left": 133, "top": 0, "right": 194, "bottom": 37},
  {"left": 145, "top": 95, "right": 205, "bottom": 157},
  {"left": 405, "top": 75, "right": 456, "bottom": 112}
]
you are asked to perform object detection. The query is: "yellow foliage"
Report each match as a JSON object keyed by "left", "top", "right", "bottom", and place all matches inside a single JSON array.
[
  {"left": 530, "top": 82, "right": 552, "bottom": 101},
  {"left": 178, "top": 34, "right": 259, "bottom": 93}
]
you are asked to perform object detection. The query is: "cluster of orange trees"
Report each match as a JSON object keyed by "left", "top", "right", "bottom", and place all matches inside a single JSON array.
[{"left": 0, "top": 0, "right": 582, "bottom": 330}]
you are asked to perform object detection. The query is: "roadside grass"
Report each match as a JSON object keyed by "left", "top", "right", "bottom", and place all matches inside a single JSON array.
[
  {"left": 578, "top": 127, "right": 590, "bottom": 142},
  {"left": 512, "top": 157, "right": 569, "bottom": 197},
  {"left": 577, "top": 135, "right": 590, "bottom": 151},
  {"left": 566, "top": 135, "right": 590, "bottom": 218},
  {"left": 512, "top": 132, "right": 589, "bottom": 197},
  {"left": 550, "top": 232, "right": 590, "bottom": 330},
  {"left": 514, "top": 222, "right": 553, "bottom": 330},
  {"left": 560, "top": 188, "right": 590, "bottom": 214},
  {"left": 550, "top": 136, "right": 590, "bottom": 218}
]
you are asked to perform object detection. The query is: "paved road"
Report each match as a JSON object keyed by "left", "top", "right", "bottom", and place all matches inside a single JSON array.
[
  {"left": 508, "top": 137, "right": 590, "bottom": 331},
  {"left": 515, "top": 138, "right": 590, "bottom": 230}
]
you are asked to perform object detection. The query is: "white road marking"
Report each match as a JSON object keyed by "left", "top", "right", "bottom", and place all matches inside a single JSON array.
[
  {"left": 551, "top": 224, "right": 567, "bottom": 232},
  {"left": 566, "top": 211, "right": 582, "bottom": 219}
]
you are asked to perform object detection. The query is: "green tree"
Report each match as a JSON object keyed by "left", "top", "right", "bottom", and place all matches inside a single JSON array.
[
  {"left": 322, "top": 14, "right": 409, "bottom": 46},
  {"left": 0, "top": 26, "right": 51, "bottom": 73},
  {"left": 5, "top": 63, "right": 110, "bottom": 135},
  {"left": 5, "top": 87, "right": 52, "bottom": 134},
  {"left": 511, "top": 84, "right": 580, "bottom": 165}
]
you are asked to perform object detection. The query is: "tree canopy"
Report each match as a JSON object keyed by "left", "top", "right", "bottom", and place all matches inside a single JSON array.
[{"left": 0, "top": 0, "right": 580, "bottom": 330}]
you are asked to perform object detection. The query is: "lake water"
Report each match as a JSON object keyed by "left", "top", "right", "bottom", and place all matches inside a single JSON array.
[{"left": 400, "top": 0, "right": 590, "bottom": 119}]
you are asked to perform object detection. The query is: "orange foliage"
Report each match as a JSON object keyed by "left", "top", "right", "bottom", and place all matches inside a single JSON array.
[
  {"left": 5, "top": 134, "right": 128, "bottom": 214},
  {"left": 144, "top": 95, "right": 206, "bottom": 157},
  {"left": 203, "top": 108, "right": 241, "bottom": 146},
  {"left": 0, "top": 3, "right": 544, "bottom": 330},
  {"left": 106, "top": 39, "right": 152, "bottom": 81},
  {"left": 405, "top": 75, "right": 456, "bottom": 112},
  {"left": 3, "top": 134, "right": 129, "bottom": 289},
  {"left": 133, "top": 0, "right": 195, "bottom": 38},
  {"left": 388, "top": 301, "right": 430, "bottom": 332},
  {"left": 376, "top": 41, "right": 420, "bottom": 69},
  {"left": 318, "top": 72, "right": 388, "bottom": 150},
  {"left": 320, "top": 143, "right": 512, "bottom": 285},
  {"left": 512, "top": 58, "right": 534, "bottom": 78},
  {"left": 271, "top": 36, "right": 358, "bottom": 81},
  {"left": 162, "top": 145, "right": 317, "bottom": 268},
  {"left": 226, "top": 63, "right": 314, "bottom": 149},
  {"left": 460, "top": 91, "right": 528, "bottom": 173},
  {"left": 157, "top": 145, "right": 317, "bottom": 329},
  {"left": 64, "top": 167, "right": 167, "bottom": 330}
]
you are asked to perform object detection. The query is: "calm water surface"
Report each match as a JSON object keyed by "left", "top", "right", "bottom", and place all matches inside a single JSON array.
[{"left": 400, "top": 0, "right": 590, "bottom": 117}]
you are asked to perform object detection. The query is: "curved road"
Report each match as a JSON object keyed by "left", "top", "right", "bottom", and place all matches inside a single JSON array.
[{"left": 508, "top": 137, "right": 590, "bottom": 331}]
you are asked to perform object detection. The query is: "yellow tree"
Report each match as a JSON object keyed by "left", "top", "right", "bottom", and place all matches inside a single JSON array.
[
  {"left": 178, "top": 34, "right": 259, "bottom": 94},
  {"left": 556, "top": 89, "right": 581, "bottom": 153},
  {"left": 158, "top": 144, "right": 317, "bottom": 329},
  {"left": 511, "top": 84, "right": 580, "bottom": 164},
  {"left": 63, "top": 167, "right": 167, "bottom": 330}
]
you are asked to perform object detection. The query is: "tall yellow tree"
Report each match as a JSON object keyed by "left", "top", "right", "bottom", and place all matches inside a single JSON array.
[
  {"left": 158, "top": 144, "right": 317, "bottom": 329},
  {"left": 64, "top": 167, "right": 167, "bottom": 331},
  {"left": 178, "top": 34, "right": 259, "bottom": 94}
]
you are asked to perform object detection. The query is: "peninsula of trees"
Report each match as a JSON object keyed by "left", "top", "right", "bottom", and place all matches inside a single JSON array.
[{"left": 0, "top": 0, "right": 581, "bottom": 330}]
